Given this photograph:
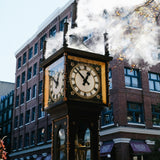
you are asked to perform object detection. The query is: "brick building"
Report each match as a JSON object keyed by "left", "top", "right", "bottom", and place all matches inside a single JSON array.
[
  {"left": 0, "top": 90, "right": 14, "bottom": 158},
  {"left": 9, "top": 1, "right": 75, "bottom": 160},
  {"left": 100, "top": 60, "right": 160, "bottom": 160},
  {"left": 9, "top": 0, "right": 160, "bottom": 160}
]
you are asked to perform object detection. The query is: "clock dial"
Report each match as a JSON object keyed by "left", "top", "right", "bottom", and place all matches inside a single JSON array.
[
  {"left": 48, "top": 57, "right": 64, "bottom": 102},
  {"left": 50, "top": 70, "right": 64, "bottom": 101},
  {"left": 70, "top": 63, "right": 100, "bottom": 99}
]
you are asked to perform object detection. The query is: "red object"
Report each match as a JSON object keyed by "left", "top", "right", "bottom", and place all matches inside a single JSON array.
[{"left": 0, "top": 139, "right": 7, "bottom": 160}]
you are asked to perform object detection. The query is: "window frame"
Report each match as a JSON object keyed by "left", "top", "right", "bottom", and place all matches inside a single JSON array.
[
  {"left": 127, "top": 102, "right": 144, "bottom": 124},
  {"left": 152, "top": 104, "right": 160, "bottom": 126},
  {"left": 101, "top": 104, "right": 114, "bottom": 126},
  {"left": 124, "top": 68, "right": 141, "bottom": 88},
  {"left": 148, "top": 72, "right": 160, "bottom": 92}
]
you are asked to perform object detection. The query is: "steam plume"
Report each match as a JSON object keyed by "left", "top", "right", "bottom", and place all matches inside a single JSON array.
[{"left": 45, "top": 0, "right": 160, "bottom": 67}]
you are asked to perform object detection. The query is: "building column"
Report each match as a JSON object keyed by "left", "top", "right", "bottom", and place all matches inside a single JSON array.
[{"left": 114, "top": 143, "right": 132, "bottom": 160}]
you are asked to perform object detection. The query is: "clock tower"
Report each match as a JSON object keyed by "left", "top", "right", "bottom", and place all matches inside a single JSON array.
[{"left": 41, "top": 40, "right": 112, "bottom": 160}]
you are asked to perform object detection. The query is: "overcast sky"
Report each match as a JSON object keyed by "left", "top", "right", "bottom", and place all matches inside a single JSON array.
[{"left": 0, "top": 0, "right": 69, "bottom": 83}]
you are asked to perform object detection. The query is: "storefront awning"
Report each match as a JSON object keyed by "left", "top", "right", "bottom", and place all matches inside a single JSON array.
[
  {"left": 100, "top": 142, "right": 114, "bottom": 157},
  {"left": 130, "top": 141, "right": 151, "bottom": 154},
  {"left": 44, "top": 154, "right": 51, "bottom": 160}
]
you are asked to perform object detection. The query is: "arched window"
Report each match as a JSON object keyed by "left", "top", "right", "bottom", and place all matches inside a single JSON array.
[
  {"left": 58, "top": 129, "right": 66, "bottom": 160},
  {"left": 75, "top": 128, "right": 91, "bottom": 160}
]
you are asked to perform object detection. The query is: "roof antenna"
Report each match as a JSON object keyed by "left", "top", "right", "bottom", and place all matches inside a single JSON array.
[
  {"left": 63, "top": 19, "right": 69, "bottom": 47},
  {"left": 104, "top": 32, "right": 109, "bottom": 57}
]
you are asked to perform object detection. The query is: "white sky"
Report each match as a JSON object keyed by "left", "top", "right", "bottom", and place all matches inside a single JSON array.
[{"left": 0, "top": 0, "right": 69, "bottom": 83}]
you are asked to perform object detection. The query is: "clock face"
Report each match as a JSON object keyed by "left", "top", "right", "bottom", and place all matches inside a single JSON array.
[
  {"left": 69, "top": 63, "right": 100, "bottom": 99},
  {"left": 49, "top": 57, "right": 64, "bottom": 102}
]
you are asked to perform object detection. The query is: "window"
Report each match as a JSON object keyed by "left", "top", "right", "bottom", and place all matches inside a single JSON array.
[
  {"left": 3, "top": 112, "right": 7, "bottom": 121},
  {"left": 14, "top": 116, "right": 18, "bottom": 128},
  {"left": 49, "top": 26, "right": 56, "bottom": 37},
  {"left": 24, "top": 133, "right": 29, "bottom": 147},
  {"left": 18, "top": 57, "right": 21, "bottom": 69},
  {"left": 31, "top": 131, "right": 35, "bottom": 145},
  {"left": 13, "top": 137, "right": 17, "bottom": 150},
  {"left": 16, "top": 95, "right": 19, "bottom": 107},
  {"left": 109, "top": 69, "right": 112, "bottom": 89},
  {"left": 18, "top": 135, "right": 22, "bottom": 149},
  {"left": 17, "top": 75, "right": 20, "bottom": 88},
  {"left": 60, "top": 16, "right": 68, "bottom": 31},
  {"left": 25, "top": 110, "right": 30, "bottom": 124},
  {"left": 28, "top": 47, "right": 33, "bottom": 60},
  {"left": 0, "top": 103, "right": 3, "bottom": 111},
  {"left": 9, "top": 95, "right": 13, "bottom": 105},
  {"left": 39, "top": 80, "right": 43, "bottom": 95},
  {"left": 148, "top": 72, "right": 160, "bottom": 92},
  {"left": 101, "top": 105, "right": 114, "bottom": 126},
  {"left": 124, "top": 68, "right": 141, "bottom": 88},
  {"left": 152, "top": 105, "right": 160, "bottom": 125},
  {"left": 8, "top": 109, "right": 12, "bottom": 119},
  {"left": 7, "top": 124, "right": 11, "bottom": 133},
  {"left": 39, "top": 60, "right": 43, "bottom": 72},
  {"left": 31, "top": 107, "right": 35, "bottom": 121},
  {"left": 38, "top": 103, "right": 45, "bottom": 118},
  {"left": 27, "top": 67, "right": 32, "bottom": 80},
  {"left": 127, "top": 102, "right": 144, "bottom": 124},
  {"left": 23, "top": 52, "right": 26, "bottom": 65},
  {"left": 0, "top": 115, "right": 2, "bottom": 123},
  {"left": 32, "top": 84, "right": 36, "bottom": 98},
  {"left": 33, "top": 63, "right": 37, "bottom": 76},
  {"left": 5, "top": 99, "right": 8, "bottom": 108},
  {"left": 40, "top": 34, "right": 47, "bottom": 50},
  {"left": 37, "top": 128, "right": 45, "bottom": 143},
  {"left": 19, "top": 113, "right": 23, "bottom": 126},
  {"left": 26, "top": 88, "right": 31, "bottom": 101},
  {"left": 22, "top": 71, "right": 25, "bottom": 84},
  {"left": 47, "top": 124, "right": 52, "bottom": 140},
  {"left": 34, "top": 42, "right": 38, "bottom": 55},
  {"left": 21, "top": 92, "right": 24, "bottom": 104}
]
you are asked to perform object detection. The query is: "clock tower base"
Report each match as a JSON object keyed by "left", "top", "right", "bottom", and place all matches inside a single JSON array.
[{"left": 49, "top": 101, "right": 101, "bottom": 160}]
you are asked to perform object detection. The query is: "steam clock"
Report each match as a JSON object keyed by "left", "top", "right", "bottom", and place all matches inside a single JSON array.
[{"left": 41, "top": 46, "right": 112, "bottom": 160}]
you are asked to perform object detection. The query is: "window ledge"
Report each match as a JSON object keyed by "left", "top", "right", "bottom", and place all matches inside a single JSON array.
[
  {"left": 39, "top": 93, "right": 43, "bottom": 96},
  {"left": 32, "top": 97, "right": 36, "bottom": 100},
  {"left": 47, "top": 140, "right": 52, "bottom": 143},
  {"left": 37, "top": 142, "right": 44, "bottom": 145},
  {"left": 25, "top": 122, "right": 30, "bottom": 126},
  {"left": 125, "top": 86, "right": 142, "bottom": 91},
  {"left": 31, "top": 120, "right": 35, "bottom": 123},
  {"left": 101, "top": 123, "right": 114, "bottom": 129},
  {"left": 128, "top": 122, "right": 145, "bottom": 126},
  {"left": 149, "top": 90, "right": 160, "bottom": 94},
  {"left": 153, "top": 125, "right": 160, "bottom": 128},
  {"left": 38, "top": 116, "right": 45, "bottom": 120}
]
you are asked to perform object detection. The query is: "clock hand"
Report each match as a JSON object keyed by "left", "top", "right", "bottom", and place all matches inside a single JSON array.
[
  {"left": 55, "top": 72, "right": 60, "bottom": 88},
  {"left": 75, "top": 68, "right": 90, "bottom": 85},
  {"left": 75, "top": 68, "right": 85, "bottom": 80},
  {"left": 83, "top": 71, "right": 90, "bottom": 86}
]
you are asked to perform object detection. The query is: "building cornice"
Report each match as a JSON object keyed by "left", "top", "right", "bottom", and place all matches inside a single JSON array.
[
  {"left": 100, "top": 126, "right": 160, "bottom": 136},
  {"left": 9, "top": 143, "right": 51, "bottom": 157}
]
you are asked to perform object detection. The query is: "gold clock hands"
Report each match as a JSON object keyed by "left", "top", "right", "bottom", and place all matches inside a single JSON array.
[{"left": 83, "top": 71, "right": 90, "bottom": 86}]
